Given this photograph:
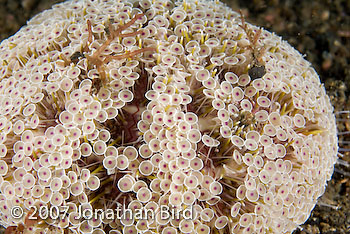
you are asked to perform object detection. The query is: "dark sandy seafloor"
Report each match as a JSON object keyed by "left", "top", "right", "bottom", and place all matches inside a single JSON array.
[{"left": 0, "top": 0, "right": 349, "bottom": 233}]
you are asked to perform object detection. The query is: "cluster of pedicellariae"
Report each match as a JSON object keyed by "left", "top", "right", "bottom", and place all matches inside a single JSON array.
[{"left": 0, "top": 0, "right": 337, "bottom": 233}]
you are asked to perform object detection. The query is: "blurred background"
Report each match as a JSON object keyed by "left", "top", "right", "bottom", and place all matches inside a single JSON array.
[{"left": 0, "top": 0, "right": 349, "bottom": 233}]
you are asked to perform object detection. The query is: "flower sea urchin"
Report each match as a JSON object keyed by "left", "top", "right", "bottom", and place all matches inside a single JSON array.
[{"left": 0, "top": 0, "right": 338, "bottom": 234}]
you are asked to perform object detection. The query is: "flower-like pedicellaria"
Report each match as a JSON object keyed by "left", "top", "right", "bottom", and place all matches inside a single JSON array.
[{"left": 0, "top": 0, "right": 338, "bottom": 233}]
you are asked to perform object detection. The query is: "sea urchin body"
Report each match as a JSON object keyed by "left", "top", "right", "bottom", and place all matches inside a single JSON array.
[{"left": 0, "top": 0, "right": 338, "bottom": 234}]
